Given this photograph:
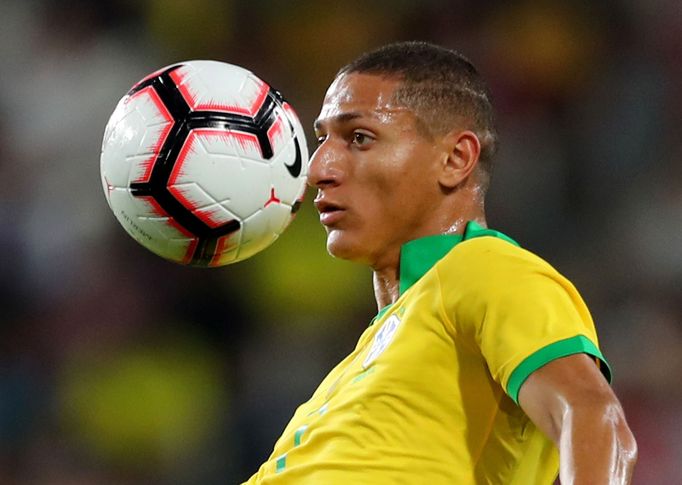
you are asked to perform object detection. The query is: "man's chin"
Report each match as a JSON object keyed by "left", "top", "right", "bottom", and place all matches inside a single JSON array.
[{"left": 326, "top": 231, "right": 366, "bottom": 263}]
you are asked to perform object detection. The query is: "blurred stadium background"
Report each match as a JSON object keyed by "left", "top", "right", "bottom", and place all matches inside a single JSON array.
[{"left": 0, "top": 0, "right": 680, "bottom": 483}]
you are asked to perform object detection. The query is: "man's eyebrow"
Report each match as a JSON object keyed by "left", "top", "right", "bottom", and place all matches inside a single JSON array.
[{"left": 313, "top": 112, "right": 363, "bottom": 132}]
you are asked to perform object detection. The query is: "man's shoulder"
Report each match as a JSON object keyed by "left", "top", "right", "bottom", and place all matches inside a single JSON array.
[
  {"left": 446, "top": 234, "right": 547, "bottom": 264},
  {"left": 436, "top": 235, "right": 560, "bottom": 283}
]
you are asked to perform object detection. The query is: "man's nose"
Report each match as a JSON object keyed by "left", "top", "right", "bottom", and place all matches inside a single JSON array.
[{"left": 307, "top": 139, "right": 344, "bottom": 189}]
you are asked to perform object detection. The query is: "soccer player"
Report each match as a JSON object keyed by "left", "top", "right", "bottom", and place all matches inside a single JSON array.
[{"left": 244, "top": 42, "right": 637, "bottom": 484}]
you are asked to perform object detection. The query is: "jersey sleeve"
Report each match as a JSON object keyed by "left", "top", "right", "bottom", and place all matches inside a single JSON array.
[{"left": 439, "top": 238, "right": 611, "bottom": 404}]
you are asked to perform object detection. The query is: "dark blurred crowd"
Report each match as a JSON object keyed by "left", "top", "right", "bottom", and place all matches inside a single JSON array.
[{"left": 0, "top": 0, "right": 680, "bottom": 483}]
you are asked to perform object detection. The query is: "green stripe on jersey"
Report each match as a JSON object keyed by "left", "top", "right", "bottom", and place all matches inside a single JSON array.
[
  {"left": 275, "top": 454, "right": 287, "bottom": 473},
  {"left": 506, "top": 335, "right": 612, "bottom": 404},
  {"left": 294, "top": 425, "right": 308, "bottom": 446}
]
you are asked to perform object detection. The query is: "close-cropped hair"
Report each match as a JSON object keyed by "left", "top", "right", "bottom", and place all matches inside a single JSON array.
[{"left": 339, "top": 41, "right": 498, "bottom": 189}]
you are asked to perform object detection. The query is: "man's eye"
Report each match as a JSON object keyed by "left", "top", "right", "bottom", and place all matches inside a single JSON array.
[
  {"left": 316, "top": 135, "right": 327, "bottom": 146},
  {"left": 352, "top": 132, "right": 373, "bottom": 146}
]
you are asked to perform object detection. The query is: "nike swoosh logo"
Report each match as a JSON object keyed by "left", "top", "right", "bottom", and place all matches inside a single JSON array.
[{"left": 285, "top": 137, "right": 302, "bottom": 178}]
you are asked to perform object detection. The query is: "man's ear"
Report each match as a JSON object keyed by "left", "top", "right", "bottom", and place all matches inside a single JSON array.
[{"left": 438, "top": 130, "right": 481, "bottom": 189}]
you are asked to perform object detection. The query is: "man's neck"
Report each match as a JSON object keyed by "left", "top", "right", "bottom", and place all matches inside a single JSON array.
[{"left": 372, "top": 269, "right": 400, "bottom": 311}]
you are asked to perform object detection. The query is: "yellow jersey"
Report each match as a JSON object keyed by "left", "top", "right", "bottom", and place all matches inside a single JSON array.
[{"left": 244, "top": 221, "right": 610, "bottom": 484}]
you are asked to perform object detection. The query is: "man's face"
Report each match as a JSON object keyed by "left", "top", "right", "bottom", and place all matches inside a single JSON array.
[{"left": 309, "top": 73, "right": 446, "bottom": 268}]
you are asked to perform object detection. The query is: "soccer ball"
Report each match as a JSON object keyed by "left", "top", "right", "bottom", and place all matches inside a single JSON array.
[{"left": 100, "top": 61, "right": 308, "bottom": 267}]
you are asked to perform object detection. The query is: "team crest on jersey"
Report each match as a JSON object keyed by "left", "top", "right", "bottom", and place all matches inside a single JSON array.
[{"left": 363, "top": 314, "right": 402, "bottom": 368}]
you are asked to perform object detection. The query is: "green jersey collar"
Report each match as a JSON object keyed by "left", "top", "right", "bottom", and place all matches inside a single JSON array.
[
  {"left": 398, "top": 221, "right": 519, "bottom": 295},
  {"left": 370, "top": 221, "right": 518, "bottom": 326}
]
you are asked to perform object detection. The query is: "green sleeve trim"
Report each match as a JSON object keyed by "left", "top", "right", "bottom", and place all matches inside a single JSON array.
[{"left": 506, "top": 335, "right": 612, "bottom": 404}]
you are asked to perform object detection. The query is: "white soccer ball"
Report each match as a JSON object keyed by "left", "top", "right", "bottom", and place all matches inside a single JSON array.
[{"left": 100, "top": 61, "right": 308, "bottom": 267}]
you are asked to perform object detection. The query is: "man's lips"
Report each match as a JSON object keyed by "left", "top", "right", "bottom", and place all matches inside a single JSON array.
[{"left": 314, "top": 199, "right": 345, "bottom": 226}]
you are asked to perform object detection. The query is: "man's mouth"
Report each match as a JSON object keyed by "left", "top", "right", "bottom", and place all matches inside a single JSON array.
[{"left": 314, "top": 199, "right": 345, "bottom": 226}]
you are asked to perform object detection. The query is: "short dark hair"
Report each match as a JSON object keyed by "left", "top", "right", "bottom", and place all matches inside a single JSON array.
[{"left": 339, "top": 41, "right": 497, "bottom": 189}]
